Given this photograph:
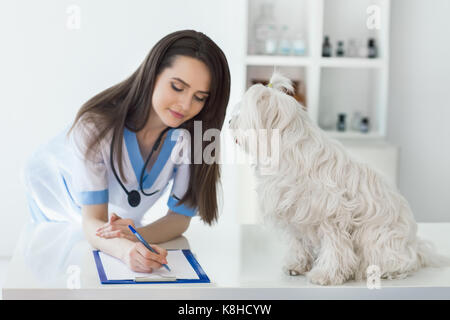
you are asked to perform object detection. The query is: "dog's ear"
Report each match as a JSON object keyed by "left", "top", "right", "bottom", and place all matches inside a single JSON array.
[
  {"left": 259, "top": 91, "right": 299, "bottom": 132},
  {"left": 249, "top": 74, "right": 300, "bottom": 131},
  {"left": 254, "top": 90, "right": 274, "bottom": 129}
]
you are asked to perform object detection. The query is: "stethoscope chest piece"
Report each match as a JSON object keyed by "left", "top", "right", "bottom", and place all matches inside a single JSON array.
[
  {"left": 111, "top": 126, "right": 172, "bottom": 208},
  {"left": 128, "top": 190, "right": 141, "bottom": 207}
]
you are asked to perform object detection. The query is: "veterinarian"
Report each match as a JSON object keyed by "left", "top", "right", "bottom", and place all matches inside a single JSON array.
[{"left": 22, "top": 30, "right": 231, "bottom": 273}]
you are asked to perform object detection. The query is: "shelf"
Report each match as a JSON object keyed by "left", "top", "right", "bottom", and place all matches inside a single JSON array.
[
  {"left": 320, "top": 57, "right": 385, "bottom": 69},
  {"left": 245, "top": 55, "right": 311, "bottom": 66},
  {"left": 244, "top": 0, "right": 390, "bottom": 139},
  {"left": 245, "top": 56, "right": 385, "bottom": 69},
  {"left": 324, "top": 130, "right": 384, "bottom": 140}
]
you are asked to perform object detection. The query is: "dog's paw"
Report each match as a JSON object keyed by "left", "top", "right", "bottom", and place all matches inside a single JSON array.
[
  {"left": 307, "top": 268, "right": 346, "bottom": 286},
  {"left": 283, "top": 262, "right": 310, "bottom": 276}
]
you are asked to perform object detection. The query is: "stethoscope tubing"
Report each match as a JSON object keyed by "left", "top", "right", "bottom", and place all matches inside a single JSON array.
[{"left": 110, "top": 126, "right": 171, "bottom": 207}]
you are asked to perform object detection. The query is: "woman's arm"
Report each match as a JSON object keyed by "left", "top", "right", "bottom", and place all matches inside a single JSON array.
[
  {"left": 83, "top": 205, "right": 171, "bottom": 273},
  {"left": 137, "top": 210, "right": 191, "bottom": 244},
  {"left": 81, "top": 203, "right": 134, "bottom": 261}
]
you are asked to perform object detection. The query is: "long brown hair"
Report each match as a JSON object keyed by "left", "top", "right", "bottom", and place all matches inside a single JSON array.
[{"left": 68, "top": 30, "right": 231, "bottom": 225}]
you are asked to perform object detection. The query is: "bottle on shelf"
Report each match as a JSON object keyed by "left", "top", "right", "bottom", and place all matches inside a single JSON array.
[
  {"left": 278, "top": 25, "right": 292, "bottom": 55},
  {"left": 357, "top": 39, "right": 369, "bottom": 58},
  {"left": 337, "top": 113, "right": 347, "bottom": 131},
  {"left": 360, "top": 117, "right": 370, "bottom": 133},
  {"left": 351, "top": 111, "right": 363, "bottom": 131},
  {"left": 292, "top": 32, "right": 306, "bottom": 56},
  {"left": 336, "top": 41, "right": 345, "bottom": 57},
  {"left": 368, "top": 38, "right": 378, "bottom": 58},
  {"left": 253, "top": 2, "right": 278, "bottom": 55},
  {"left": 265, "top": 25, "right": 278, "bottom": 55},
  {"left": 322, "top": 36, "right": 332, "bottom": 57},
  {"left": 347, "top": 38, "right": 358, "bottom": 57}
]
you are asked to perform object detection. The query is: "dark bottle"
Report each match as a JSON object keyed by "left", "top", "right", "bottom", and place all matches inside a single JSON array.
[
  {"left": 360, "top": 117, "right": 370, "bottom": 133},
  {"left": 368, "top": 38, "right": 378, "bottom": 58},
  {"left": 337, "top": 113, "right": 346, "bottom": 131},
  {"left": 336, "top": 41, "right": 345, "bottom": 57},
  {"left": 322, "top": 36, "right": 332, "bottom": 57}
]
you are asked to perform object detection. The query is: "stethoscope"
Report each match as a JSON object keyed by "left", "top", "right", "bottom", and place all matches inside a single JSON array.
[{"left": 110, "top": 126, "right": 171, "bottom": 207}]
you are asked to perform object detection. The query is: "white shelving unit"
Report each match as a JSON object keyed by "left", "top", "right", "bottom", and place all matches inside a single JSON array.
[
  {"left": 237, "top": 0, "right": 397, "bottom": 224},
  {"left": 244, "top": 0, "right": 391, "bottom": 140}
]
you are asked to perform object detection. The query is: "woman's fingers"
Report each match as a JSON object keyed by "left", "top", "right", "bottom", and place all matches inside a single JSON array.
[
  {"left": 96, "top": 213, "right": 124, "bottom": 231},
  {"left": 135, "top": 242, "right": 168, "bottom": 266},
  {"left": 109, "top": 212, "right": 121, "bottom": 223},
  {"left": 96, "top": 215, "right": 135, "bottom": 234},
  {"left": 133, "top": 264, "right": 153, "bottom": 273},
  {"left": 117, "top": 218, "right": 135, "bottom": 228},
  {"left": 96, "top": 228, "right": 135, "bottom": 241},
  {"left": 96, "top": 224, "right": 120, "bottom": 237},
  {"left": 96, "top": 225, "right": 134, "bottom": 241},
  {"left": 96, "top": 224, "right": 116, "bottom": 235},
  {"left": 97, "top": 230, "right": 121, "bottom": 238},
  {"left": 151, "top": 244, "right": 168, "bottom": 259},
  {"left": 125, "top": 243, "right": 168, "bottom": 273},
  {"left": 135, "top": 253, "right": 162, "bottom": 272},
  {"left": 128, "top": 254, "right": 153, "bottom": 273},
  {"left": 96, "top": 223, "right": 125, "bottom": 234},
  {"left": 96, "top": 223, "right": 109, "bottom": 232}
]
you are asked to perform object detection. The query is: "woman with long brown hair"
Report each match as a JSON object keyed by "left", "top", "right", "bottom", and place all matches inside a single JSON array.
[{"left": 23, "top": 30, "right": 231, "bottom": 273}]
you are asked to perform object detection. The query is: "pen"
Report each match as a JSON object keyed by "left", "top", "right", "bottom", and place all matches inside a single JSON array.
[{"left": 128, "top": 225, "right": 171, "bottom": 272}]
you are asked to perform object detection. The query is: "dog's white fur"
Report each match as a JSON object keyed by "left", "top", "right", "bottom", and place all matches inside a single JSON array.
[{"left": 229, "top": 72, "right": 450, "bottom": 285}]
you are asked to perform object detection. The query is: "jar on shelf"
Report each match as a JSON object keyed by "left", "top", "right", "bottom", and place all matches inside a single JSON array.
[
  {"left": 368, "top": 38, "right": 378, "bottom": 58},
  {"left": 357, "top": 39, "right": 369, "bottom": 58},
  {"left": 265, "top": 25, "right": 278, "bottom": 55},
  {"left": 347, "top": 38, "right": 358, "bottom": 57},
  {"left": 292, "top": 32, "right": 306, "bottom": 56},
  {"left": 360, "top": 117, "right": 370, "bottom": 133},
  {"left": 322, "top": 36, "right": 332, "bottom": 57},
  {"left": 278, "top": 25, "right": 292, "bottom": 55},
  {"left": 336, "top": 41, "right": 345, "bottom": 57},
  {"left": 337, "top": 113, "right": 347, "bottom": 131},
  {"left": 253, "top": 2, "right": 278, "bottom": 55},
  {"left": 350, "top": 111, "right": 363, "bottom": 131}
]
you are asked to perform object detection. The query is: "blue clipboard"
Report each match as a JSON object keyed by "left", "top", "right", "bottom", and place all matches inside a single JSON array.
[{"left": 93, "top": 249, "right": 210, "bottom": 284}]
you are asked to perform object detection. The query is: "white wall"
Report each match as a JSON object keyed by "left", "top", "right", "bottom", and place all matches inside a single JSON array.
[
  {"left": 388, "top": 0, "right": 450, "bottom": 222},
  {"left": 0, "top": 0, "right": 246, "bottom": 256}
]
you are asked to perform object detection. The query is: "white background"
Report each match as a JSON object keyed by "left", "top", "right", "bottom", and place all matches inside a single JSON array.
[
  {"left": 0, "top": 0, "right": 449, "bottom": 257},
  {"left": 388, "top": 0, "right": 450, "bottom": 222}
]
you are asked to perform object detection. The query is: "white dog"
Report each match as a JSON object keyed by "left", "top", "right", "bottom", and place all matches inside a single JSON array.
[{"left": 229, "top": 72, "right": 449, "bottom": 285}]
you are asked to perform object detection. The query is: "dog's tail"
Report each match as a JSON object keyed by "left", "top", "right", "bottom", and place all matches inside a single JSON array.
[
  {"left": 416, "top": 237, "right": 450, "bottom": 268},
  {"left": 269, "top": 71, "right": 295, "bottom": 95}
]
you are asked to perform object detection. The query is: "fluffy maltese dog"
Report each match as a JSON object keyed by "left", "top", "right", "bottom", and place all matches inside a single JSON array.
[{"left": 229, "top": 72, "right": 449, "bottom": 285}]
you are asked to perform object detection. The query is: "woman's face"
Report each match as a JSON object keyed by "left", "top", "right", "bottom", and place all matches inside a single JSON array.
[{"left": 151, "top": 55, "right": 211, "bottom": 128}]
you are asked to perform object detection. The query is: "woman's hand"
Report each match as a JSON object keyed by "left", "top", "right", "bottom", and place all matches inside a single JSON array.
[
  {"left": 96, "top": 213, "right": 137, "bottom": 241},
  {"left": 122, "top": 242, "right": 169, "bottom": 273}
]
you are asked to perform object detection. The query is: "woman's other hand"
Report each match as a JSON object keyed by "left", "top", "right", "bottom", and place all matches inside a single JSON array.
[{"left": 96, "top": 213, "right": 136, "bottom": 241}]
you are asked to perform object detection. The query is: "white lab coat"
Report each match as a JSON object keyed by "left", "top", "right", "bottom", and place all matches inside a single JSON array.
[
  {"left": 20, "top": 120, "right": 196, "bottom": 284},
  {"left": 22, "top": 120, "right": 197, "bottom": 227}
]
